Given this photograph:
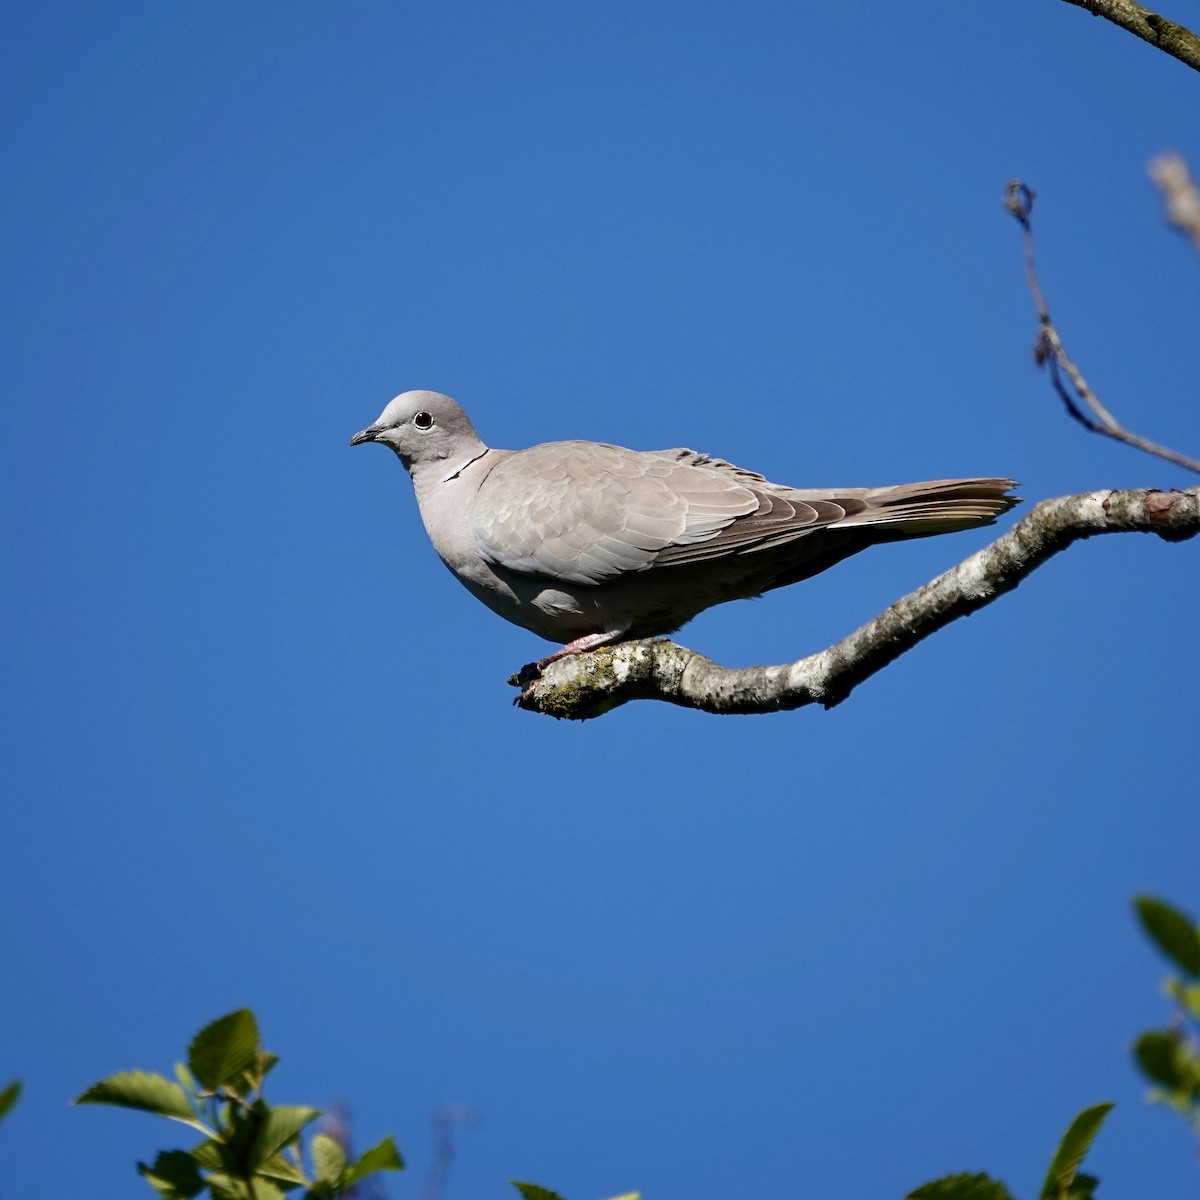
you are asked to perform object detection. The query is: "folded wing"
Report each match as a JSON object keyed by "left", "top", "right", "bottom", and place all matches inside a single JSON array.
[{"left": 470, "top": 442, "right": 872, "bottom": 586}]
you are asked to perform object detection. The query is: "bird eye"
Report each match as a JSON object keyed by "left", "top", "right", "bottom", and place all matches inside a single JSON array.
[{"left": 413, "top": 411, "right": 434, "bottom": 430}]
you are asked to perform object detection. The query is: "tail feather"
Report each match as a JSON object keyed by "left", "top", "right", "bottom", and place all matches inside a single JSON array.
[{"left": 842, "top": 478, "right": 1019, "bottom": 538}]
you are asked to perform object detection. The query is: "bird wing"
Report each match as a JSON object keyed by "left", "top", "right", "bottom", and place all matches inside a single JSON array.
[{"left": 470, "top": 441, "right": 851, "bottom": 586}]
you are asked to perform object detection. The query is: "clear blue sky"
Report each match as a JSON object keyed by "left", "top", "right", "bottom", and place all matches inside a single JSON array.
[{"left": 3, "top": 3, "right": 1198, "bottom": 1197}]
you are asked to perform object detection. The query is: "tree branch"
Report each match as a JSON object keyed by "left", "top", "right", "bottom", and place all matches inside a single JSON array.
[
  {"left": 1059, "top": 0, "right": 1200, "bottom": 74},
  {"left": 511, "top": 487, "right": 1199, "bottom": 719},
  {"left": 1004, "top": 180, "right": 1200, "bottom": 475}
]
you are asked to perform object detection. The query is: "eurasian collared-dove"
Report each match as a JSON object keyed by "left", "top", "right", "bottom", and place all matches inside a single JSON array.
[{"left": 350, "top": 391, "right": 1017, "bottom": 667}]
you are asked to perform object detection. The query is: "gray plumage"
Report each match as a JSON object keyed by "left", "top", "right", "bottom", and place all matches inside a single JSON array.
[{"left": 350, "top": 391, "right": 1017, "bottom": 662}]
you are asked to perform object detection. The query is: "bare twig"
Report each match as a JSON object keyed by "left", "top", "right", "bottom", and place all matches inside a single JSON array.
[
  {"left": 512, "top": 487, "right": 1199, "bottom": 719},
  {"left": 416, "top": 1106, "right": 476, "bottom": 1200},
  {"left": 1150, "top": 152, "right": 1200, "bottom": 252},
  {"left": 1059, "top": 0, "right": 1200, "bottom": 74},
  {"left": 1004, "top": 180, "right": 1200, "bottom": 475}
]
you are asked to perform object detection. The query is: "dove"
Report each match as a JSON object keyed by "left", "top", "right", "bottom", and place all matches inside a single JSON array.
[{"left": 350, "top": 391, "right": 1017, "bottom": 668}]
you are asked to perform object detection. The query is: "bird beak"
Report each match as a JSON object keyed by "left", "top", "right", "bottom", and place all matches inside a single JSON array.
[{"left": 349, "top": 425, "right": 382, "bottom": 447}]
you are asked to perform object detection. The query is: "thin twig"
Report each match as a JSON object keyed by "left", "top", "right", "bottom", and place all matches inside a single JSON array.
[
  {"left": 1150, "top": 152, "right": 1200, "bottom": 253},
  {"left": 513, "top": 487, "right": 1199, "bottom": 719},
  {"left": 417, "top": 1106, "right": 476, "bottom": 1200},
  {"left": 1004, "top": 180, "right": 1200, "bottom": 475},
  {"left": 1059, "top": 0, "right": 1200, "bottom": 74}
]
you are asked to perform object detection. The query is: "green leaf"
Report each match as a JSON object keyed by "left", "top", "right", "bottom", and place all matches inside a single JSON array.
[
  {"left": 138, "top": 1150, "right": 206, "bottom": 1200},
  {"left": 188, "top": 1010, "right": 262, "bottom": 1091},
  {"left": 249, "top": 1104, "right": 320, "bottom": 1168},
  {"left": 74, "top": 1071, "right": 208, "bottom": 1131},
  {"left": 1135, "top": 1031, "right": 1200, "bottom": 1097},
  {"left": 1040, "top": 1103, "right": 1113, "bottom": 1200},
  {"left": 906, "top": 1175, "right": 1013, "bottom": 1200},
  {"left": 0, "top": 1080, "right": 21, "bottom": 1122},
  {"left": 906, "top": 1173, "right": 1015, "bottom": 1200},
  {"left": 1134, "top": 897, "right": 1200, "bottom": 977},
  {"left": 344, "top": 1135, "right": 405, "bottom": 1184},
  {"left": 257, "top": 1151, "right": 307, "bottom": 1187},
  {"left": 512, "top": 1184, "right": 567, "bottom": 1200},
  {"left": 310, "top": 1134, "right": 346, "bottom": 1185},
  {"left": 1136, "top": 1031, "right": 1187, "bottom": 1090}
]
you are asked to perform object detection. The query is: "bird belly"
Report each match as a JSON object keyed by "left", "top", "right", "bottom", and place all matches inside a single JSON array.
[{"left": 450, "top": 565, "right": 607, "bottom": 643}]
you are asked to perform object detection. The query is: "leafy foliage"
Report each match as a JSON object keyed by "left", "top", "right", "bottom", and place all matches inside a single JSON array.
[
  {"left": 907, "top": 895, "right": 1200, "bottom": 1200},
  {"left": 58, "top": 897, "right": 1200, "bottom": 1196},
  {"left": 1132, "top": 897, "right": 1200, "bottom": 1146},
  {"left": 74, "top": 1009, "right": 403, "bottom": 1199},
  {"left": 907, "top": 1106, "right": 1109, "bottom": 1200}
]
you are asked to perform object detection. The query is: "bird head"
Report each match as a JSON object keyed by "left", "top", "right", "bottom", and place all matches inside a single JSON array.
[{"left": 350, "top": 391, "right": 488, "bottom": 477}]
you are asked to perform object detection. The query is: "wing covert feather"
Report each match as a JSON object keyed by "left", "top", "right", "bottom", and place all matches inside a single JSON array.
[{"left": 470, "top": 442, "right": 761, "bottom": 585}]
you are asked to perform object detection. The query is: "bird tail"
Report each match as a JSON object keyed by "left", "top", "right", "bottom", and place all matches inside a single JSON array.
[{"left": 846, "top": 478, "right": 1020, "bottom": 538}]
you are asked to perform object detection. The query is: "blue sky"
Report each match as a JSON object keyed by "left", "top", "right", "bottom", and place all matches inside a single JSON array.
[{"left": 3, "top": 2, "right": 1199, "bottom": 1197}]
